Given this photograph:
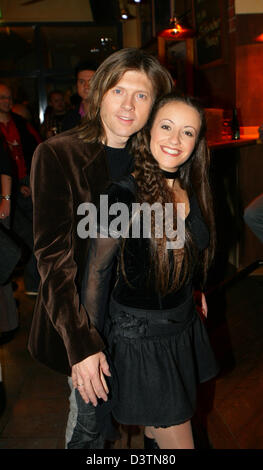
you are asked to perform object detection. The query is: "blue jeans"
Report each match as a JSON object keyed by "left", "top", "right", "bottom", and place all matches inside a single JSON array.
[
  {"left": 65, "top": 378, "right": 105, "bottom": 449},
  {"left": 244, "top": 194, "right": 263, "bottom": 244}
]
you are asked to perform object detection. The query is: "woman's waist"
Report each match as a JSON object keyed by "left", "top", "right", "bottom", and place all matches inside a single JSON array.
[
  {"left": 112, "top": 282, "right": 193, "bottom": 310},
  {"left": 108, "top": 293, "right": 196, "bottom": 339}
]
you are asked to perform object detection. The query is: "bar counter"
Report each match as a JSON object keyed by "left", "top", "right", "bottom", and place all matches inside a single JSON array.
[{"left": 208, "top": 135, "right": 259, "bottom": 150}]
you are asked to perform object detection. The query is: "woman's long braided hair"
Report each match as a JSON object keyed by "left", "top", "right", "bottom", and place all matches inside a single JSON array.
[{"left": 129, "top": 93, "right": 216, "bottom": 295}]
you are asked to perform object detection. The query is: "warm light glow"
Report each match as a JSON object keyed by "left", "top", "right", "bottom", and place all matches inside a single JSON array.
[
  {"left": 158, "top": 25, "right": 193, "bottom": 39},
  {"left": 173, "top": 23, "right": 182, "bottom": 34},
  {"left": 255, "top": 33, "right": 263, "bottom": 42},
  {"left": 158, "top": 15, "right": 194, "bottom": 39}
]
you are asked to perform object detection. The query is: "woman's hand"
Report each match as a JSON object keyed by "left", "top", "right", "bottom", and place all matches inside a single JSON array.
[
  {"left": 194, "top": 290, "right": 208, "bottom": 321},
  {"left": 0, "top": 199, "right": 11, "bottom": 219},
  {"left": 200, "top": 292, "right": 208, "bottom": 318},
  {"left": 71, "top": 351, "right": 111, "bottom": 406}
]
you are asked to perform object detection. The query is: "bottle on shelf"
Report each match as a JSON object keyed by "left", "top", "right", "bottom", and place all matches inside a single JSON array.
[{"left": 231, "top": 108, "right": 240, "bottom": 140}]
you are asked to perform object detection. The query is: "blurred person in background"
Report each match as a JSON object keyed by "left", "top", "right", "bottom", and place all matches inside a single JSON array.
[
  {"left": 62, "top": 61, "right": 96, "bottom": 131},
  {"left": 41, "top": 90, "right": 67, "bottom": 139},
  {"left": 0, "top": 82, "right": 40, "bottom": 295},
  {"left": 0, "top": 137, "right": 20, "bottom": 344}
]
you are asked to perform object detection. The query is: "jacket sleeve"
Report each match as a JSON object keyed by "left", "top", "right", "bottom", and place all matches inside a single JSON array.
[{"left": 30, "top": 142, "right": 105, "bottom": 367}]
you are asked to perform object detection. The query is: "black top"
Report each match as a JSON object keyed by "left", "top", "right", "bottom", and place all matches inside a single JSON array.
[
  {"left": 0, "top": 137, "right": 13, "bottom": 176},
  {"left": 61, "top": 108, "right": 82, "bottom": 132},
  {"left": 81, "top": 175, "right": 209, "bottom": 333}
]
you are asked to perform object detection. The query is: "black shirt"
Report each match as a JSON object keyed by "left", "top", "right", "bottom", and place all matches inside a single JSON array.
[
  {"left": 0, "top": 138, "right": 12, "bottom": 177},
  {"left": 61, "top": 108, "right": 82, "bottom": 132},
  {"left": 104, "top": 145, "right": 134, "bottom": 181}
]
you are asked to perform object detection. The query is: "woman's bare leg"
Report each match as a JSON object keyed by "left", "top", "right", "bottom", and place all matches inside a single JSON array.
[{"left": 145, "top": 421, "right": 194, "bottom": 449}]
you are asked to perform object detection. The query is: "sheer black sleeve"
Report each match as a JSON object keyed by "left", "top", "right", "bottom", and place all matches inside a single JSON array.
[
  {"left": 81, "top": 176, "right": 136, "bottom": 335},
  {"left": 81, "top": 235, "right": 120, "bottom": 334}
]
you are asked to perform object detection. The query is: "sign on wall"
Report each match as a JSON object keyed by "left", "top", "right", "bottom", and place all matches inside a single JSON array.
[{"left": 193, "top": 0, "right": 225, "bottom": 67}]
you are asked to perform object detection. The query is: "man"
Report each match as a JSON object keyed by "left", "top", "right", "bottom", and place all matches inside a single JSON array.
[
  {"left": 0, "top": 83, "right": 41, "bottom": 294},
  {"left": 0, "top": 83, "right": 41, "bottom": 179},
  {"left": 41, "top": 90, "right": 67, "bottom": 139},
  {"left": 62, "top": 61, "right": 96, "bottom": 131},
  {"left": 28, "top": 48, "right": 174, "bottom": 449},
  {"left": 0, "top": 138, "right": 20, "bottom": 344}
]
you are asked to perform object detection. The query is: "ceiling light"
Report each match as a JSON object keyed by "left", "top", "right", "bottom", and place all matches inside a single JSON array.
[{"left": 120, "top": 8, "right": 136, "bottom": 20}]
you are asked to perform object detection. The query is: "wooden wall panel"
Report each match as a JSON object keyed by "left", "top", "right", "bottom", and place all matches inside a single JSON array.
[{"left": 236, "top": 43, "right": 263, "bottom": 126}]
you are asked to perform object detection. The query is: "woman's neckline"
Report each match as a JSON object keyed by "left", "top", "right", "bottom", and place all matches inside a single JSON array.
[{"left": 161, "top": 169, "right": 179, "bottom": 179}]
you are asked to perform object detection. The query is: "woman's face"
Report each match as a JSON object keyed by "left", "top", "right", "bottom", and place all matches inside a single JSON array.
[{"left": 150, "top": 101, "right": 201, "bottom": 173}]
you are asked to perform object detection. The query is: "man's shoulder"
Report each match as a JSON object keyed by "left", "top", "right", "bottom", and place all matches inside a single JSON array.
[
  {"left": 10, "top": 111, "right": 26, "bottom": 124},
  {"left": 39, "top": 129, "right": 84, "bottom": 152},
  {"left": 35, "top": 130, "right": 103, "bottom": 163}
]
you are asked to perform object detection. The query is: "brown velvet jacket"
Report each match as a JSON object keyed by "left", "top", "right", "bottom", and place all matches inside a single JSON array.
[{"left": 28, "top": 129, "right": 111, "bottom": 375}]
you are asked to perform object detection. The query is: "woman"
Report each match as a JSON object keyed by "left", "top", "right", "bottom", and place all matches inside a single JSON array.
[{"left": 81, "top": 92, "right": 219, "bottom": 449}]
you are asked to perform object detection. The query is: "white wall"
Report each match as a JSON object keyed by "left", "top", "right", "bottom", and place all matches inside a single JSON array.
[
  {"left": 235, "top": 0, "right": 263, "bottom": 14},
  {"left": 0, "top": 0, "right": 93, "bottom": 22}
]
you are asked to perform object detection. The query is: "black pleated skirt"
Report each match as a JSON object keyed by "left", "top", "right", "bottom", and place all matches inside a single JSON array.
[{"left": 106, "top": 295, "right": 219, "bottom": 427}]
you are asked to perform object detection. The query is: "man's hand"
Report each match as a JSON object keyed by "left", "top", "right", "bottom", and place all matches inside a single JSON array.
[{"left": 71, "top": 352, "right": 111, "bottom": 406}]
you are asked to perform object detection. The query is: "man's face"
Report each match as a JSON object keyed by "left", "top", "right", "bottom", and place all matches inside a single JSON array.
[
  {"left": 100, "top": 70, "right": 154, "bottom": 148},
  {"left": 0, "top": 85, "right": 12, "bottom": 114},
  {"left": 49, "top": 93, "right": 66, "bottom": 114},
  {"left": 77, "top": 70, "right": 95, "bottom": 101}
]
